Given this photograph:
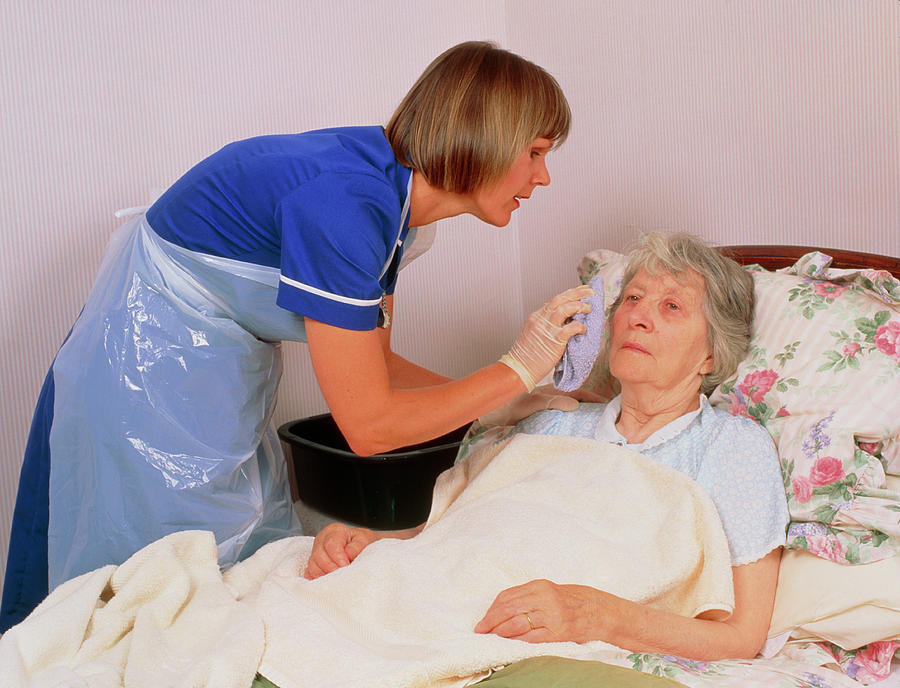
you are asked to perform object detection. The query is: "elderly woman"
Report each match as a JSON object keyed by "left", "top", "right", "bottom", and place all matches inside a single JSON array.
[{"left": 306, "top": 232, "right": 789, "bottom": 661}]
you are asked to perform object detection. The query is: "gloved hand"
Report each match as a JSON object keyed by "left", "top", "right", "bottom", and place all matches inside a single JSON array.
[
  {"left": 477, "top": 384, "right": 579, "bottom": 428},
  {"left": 500, "top": 285, "right": 594, "bottom": 392}
]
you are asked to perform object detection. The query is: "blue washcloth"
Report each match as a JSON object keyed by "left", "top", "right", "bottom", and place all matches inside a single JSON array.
[{"left": 553, "top": 275, "right": 606, "bottom": 392}]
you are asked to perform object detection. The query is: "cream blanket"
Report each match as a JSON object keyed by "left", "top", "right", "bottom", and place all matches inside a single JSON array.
[
  {"left": 0, "top": 530, "right": 264, "bottom": 688},
  {"left": 247, "top": 433, "right": 734, "bottom": 688},
  {"left": 0, "top": 434, "right": 734, "bottom": 688}
]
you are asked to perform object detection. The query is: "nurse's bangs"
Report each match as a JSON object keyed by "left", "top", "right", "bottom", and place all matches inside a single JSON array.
[{"left": 386, "top": 41, "right": 571, "bottom": 195}]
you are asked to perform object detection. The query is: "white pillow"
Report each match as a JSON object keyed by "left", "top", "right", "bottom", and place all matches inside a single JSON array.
[{"left": 769, "top": 549, "right": 900, "bottom": 650}]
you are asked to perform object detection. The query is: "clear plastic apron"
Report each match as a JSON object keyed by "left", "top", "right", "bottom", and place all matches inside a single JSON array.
[{"left": 48, "top": 215, "right": 306, "bottom": 585}]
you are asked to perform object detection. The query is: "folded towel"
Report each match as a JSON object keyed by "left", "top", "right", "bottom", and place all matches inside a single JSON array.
[{"left": 553, "top": 275, "right": 605, "bottom": 391}]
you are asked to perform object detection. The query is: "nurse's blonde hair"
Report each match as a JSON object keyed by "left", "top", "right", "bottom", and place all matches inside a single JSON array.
[{"left": 385, "top": 41, "right": 571, "bottom": 194}]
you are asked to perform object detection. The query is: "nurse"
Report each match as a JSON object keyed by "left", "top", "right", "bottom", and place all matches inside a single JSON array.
[{"left": 1, "top": 41, "right": 590, "bottom": 630}]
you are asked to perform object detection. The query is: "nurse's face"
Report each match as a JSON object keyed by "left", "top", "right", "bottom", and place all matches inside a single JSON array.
[{"left": 469, "top": 138, "right": 553, "bottom": 227}]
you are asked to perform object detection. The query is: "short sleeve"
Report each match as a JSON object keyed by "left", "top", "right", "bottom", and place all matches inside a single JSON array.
[
  {"left": 694, "top": 414, "right": 790, "bottom": 565},
  {"left": 515, "top": 404, "right": 609, "bottom": 439},
  {"left": 275, "top": 172, "right": 402, "bottom": 330}
]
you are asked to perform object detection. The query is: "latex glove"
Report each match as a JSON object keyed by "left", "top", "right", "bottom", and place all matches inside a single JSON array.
[
  {"left": 478, "top": 385, "right": 580, "bottom": 428},
  {"left": 500, "top": 285, "right": 594, "bottom": 392}
]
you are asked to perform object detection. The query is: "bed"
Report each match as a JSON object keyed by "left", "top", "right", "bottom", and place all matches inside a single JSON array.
[
  {"left": 0, "top": 242, "right": 898, "bottom": 688},
  {"left": 433, "top": 242, "right": 900, "bottom": 688},
  {"left": 488, "top": 241, "right": 900, "bottom": 688}
]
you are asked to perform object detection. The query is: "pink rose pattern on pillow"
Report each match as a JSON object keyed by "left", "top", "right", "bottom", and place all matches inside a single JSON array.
[
  {"left": 709, "top": 259, "right": 900, "bottom": 565},
  {"left": 817, "top": 310, "right": 894, "bottom": 373},
  {"left": 876, "top": 320, "right": 900, "bottom": 361},
  {"left": 576, "top": 248, "right": 899, "bottom": 684},
  {"left": 782, "top": 640, "right": 900, "bottom": 686},
  {"left": 579, "top": 248, "right": 899, "bottom": 564},
  {"left": 826, "top": 641, "right": 900, "bottom": 685}
]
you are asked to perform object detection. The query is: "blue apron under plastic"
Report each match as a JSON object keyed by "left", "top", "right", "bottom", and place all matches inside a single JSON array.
[{"left": 47, "top": 215, "right": 306, "bottom": 586}]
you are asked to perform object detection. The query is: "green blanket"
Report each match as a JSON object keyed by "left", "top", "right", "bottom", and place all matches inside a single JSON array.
[
  {"left": 476, "top": 656, "right": 686, "bottom": 687},
  {"left": 251, "top": 656, "right": 686, "bottom": 687}
]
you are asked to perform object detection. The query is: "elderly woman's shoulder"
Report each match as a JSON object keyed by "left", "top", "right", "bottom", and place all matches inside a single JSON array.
[
  {"left": 701, "top": 402, "right": 776, "bottom": 449},
  {"left": 517, "top": 402, "right": 609, "bottom": 438}
]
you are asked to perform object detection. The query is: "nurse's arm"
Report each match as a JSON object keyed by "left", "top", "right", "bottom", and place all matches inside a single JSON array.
[
  {"left": 304, "top": 313, "right": 525, "bottom": 456},
  {"left": 375, "top": 296, "right": 452, "bottom": 388}
]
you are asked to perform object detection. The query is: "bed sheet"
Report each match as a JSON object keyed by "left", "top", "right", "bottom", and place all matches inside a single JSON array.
[{"left": 545, "top": 644, "right": 897, "bottom": 687}]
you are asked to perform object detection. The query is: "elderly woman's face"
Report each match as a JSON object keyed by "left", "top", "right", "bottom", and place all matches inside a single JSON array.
[{"left": 609, "top": 268, "right": 714, "bottom": 394}]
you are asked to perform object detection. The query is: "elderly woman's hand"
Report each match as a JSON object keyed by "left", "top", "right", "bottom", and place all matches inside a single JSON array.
[
  {"left": 304, "top": 523, "right": 379, "bottom": 580},
  {"left": 474, "top": 579, "right": 618, "bottom": 643}
]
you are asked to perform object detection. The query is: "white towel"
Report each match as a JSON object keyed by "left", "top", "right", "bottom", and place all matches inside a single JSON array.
[
  {"left": 0, "top": 530, "right": 264, "bottom": 688},
  {"left": 251, "top": 434, "right": 735, "bottom": 688}
]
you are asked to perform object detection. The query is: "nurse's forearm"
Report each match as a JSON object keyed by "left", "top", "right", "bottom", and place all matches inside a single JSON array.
[
  {"left": 346, "top": 364, "right": 526, "bottom": 455},
  {"left": 306, "top": 318, "right": 527, "bottom": 456},
  {"left": 373, "top": 363, "right": 526, "bottom": 447},
  {"left": 384, "top": 351, "right": 452, "bottom": 388}
]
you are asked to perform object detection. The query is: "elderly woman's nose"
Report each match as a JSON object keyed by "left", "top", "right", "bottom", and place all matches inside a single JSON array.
[{"left": 626, "top": 302, "right": 653, "bottom": 329}]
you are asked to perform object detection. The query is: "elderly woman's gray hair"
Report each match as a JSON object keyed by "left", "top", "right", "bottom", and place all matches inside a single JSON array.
[{"left": 609, "top": 232, "right": 755, "bottom": 395}]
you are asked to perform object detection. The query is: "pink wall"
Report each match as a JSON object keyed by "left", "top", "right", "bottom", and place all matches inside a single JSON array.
[
  {"left": 510, "top": 1, "right": 899, "bottom": 312},
  {"left": 1, "top": 0, "right": 897, "bottom": 598}
]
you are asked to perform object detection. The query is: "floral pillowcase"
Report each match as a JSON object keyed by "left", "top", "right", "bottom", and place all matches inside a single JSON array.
[{"left": 577, "top": 249, "right": 900, "bottom": 566}]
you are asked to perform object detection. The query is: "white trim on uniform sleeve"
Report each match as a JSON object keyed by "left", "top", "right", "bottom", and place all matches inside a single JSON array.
[{"left": 278, "top": 274, "right": 382, "bottom": 307}]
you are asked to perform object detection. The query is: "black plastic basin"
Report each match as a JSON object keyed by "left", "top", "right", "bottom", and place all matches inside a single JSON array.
[{"left": 278, "top": 414, "right": 468, "bottom": 530}]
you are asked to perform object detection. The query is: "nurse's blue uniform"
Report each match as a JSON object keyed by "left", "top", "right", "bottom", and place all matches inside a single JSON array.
[{"left": 1, "top": 126, "right": 421, "bottom": 630}]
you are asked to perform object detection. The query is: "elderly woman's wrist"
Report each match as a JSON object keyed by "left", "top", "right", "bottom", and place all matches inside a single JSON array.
[{"left": 580, "top": 588, "right": 623, "bottom": 643}]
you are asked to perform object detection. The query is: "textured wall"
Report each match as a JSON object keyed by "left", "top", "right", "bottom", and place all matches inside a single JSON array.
[
  {"left": 2, "top": 1, "right": 898, "bottom": 603},
  {"left": 511, "top": 1, "right": 900, "bottom": 311}
]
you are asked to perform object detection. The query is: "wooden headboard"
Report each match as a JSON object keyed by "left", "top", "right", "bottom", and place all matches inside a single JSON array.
[{"left": 720, "top": 244, "right": 900, "bottom": 279}]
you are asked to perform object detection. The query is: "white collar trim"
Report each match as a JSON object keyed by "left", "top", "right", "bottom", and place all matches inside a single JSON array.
[{"left": 594, "top": 394, "right": 707, "bottom": 450}]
